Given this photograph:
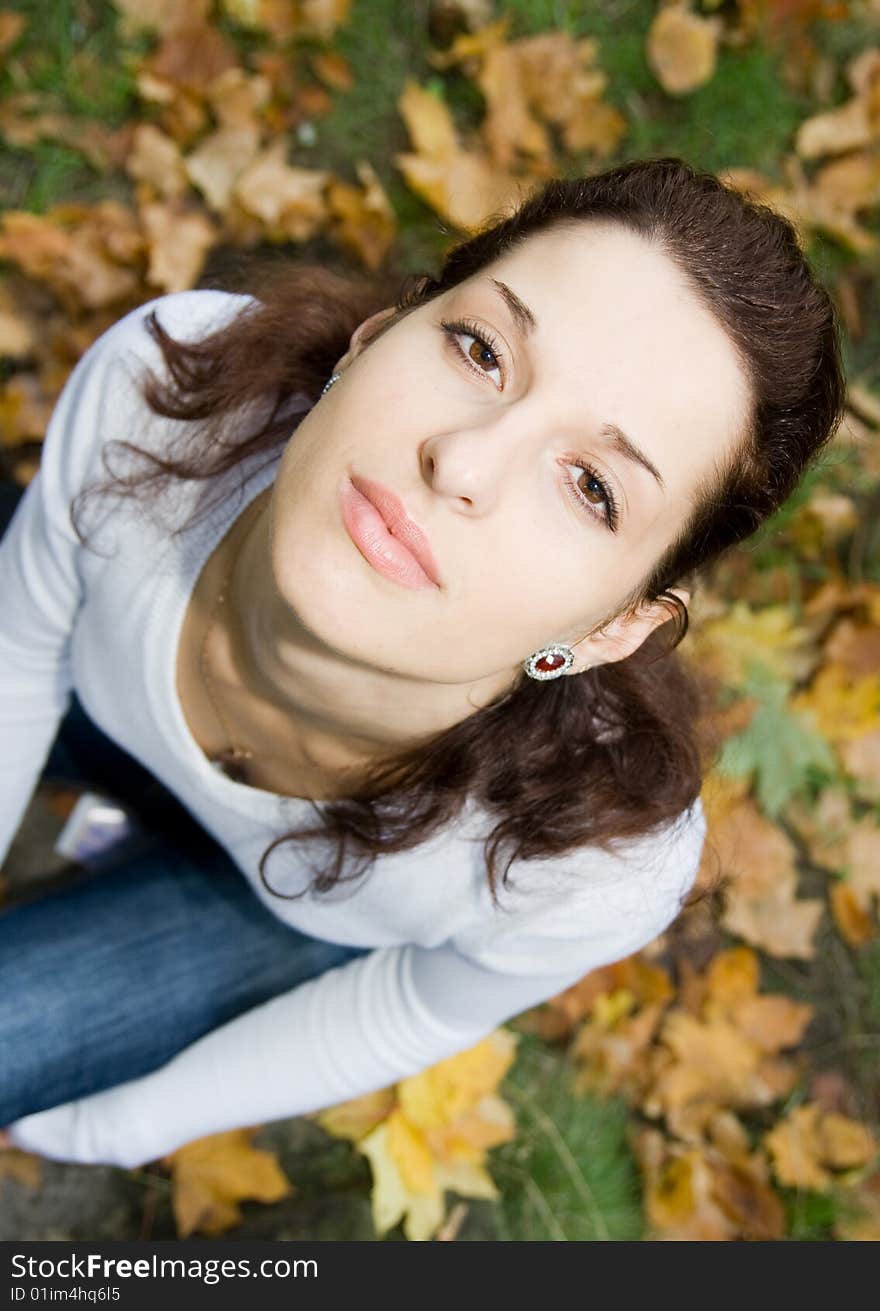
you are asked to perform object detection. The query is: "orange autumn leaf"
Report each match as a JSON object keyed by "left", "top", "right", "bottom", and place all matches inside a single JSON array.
[
  {"left": 791, "top": 663, "right": 880, "bottom": 744},
  {"left": 830, "top": 881, "right": 876, "bottom": 947},
  {"left": 311, "top": 1086, "right": 396, "bottom": 1143},
  {"left": 707, "top": 793, "right": 824, "bottom": 960},
  {"left": 162, "top": 1129, "right": 293, "bottom": 1238},
  {"left": 395, "top": 79, "right": 532, "bottom": 232},
  {"left": 327, "top": 161, "right": 397, "bottom": 270},
  {"left": 765, "top": 1103, "right": 878, "bottom": 1192}
]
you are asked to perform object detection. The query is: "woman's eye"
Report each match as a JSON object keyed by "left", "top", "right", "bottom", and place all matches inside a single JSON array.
[
  {"left": 441, "top": 319, "right": 504, "bottom": 388},
  {"left": 563, "top": 460, "right": 620, "bottom": 532}
]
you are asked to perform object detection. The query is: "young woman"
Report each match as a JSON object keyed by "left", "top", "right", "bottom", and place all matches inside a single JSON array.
[{"left": 0, "top": 158, "right": 845, "bottom": 1168}]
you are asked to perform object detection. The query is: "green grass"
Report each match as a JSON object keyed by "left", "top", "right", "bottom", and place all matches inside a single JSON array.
[
  {"left": 0, "top": 0, "right": 144, "bottom": 211},
  {"left": 487, "top": 1032, "right": 644, "bottom": 1241}
]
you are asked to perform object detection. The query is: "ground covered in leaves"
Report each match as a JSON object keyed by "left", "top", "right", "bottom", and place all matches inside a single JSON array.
[{"left": 1, "top": 0, "right": 879, "bottom": 1241}]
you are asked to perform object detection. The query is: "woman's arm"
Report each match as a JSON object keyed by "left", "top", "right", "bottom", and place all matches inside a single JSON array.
[{"left": 2, "top": 803, "right": 704, "bottom": 1169}]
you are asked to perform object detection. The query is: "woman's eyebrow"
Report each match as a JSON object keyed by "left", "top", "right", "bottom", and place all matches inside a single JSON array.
[
  {"left": 488, "top": 277, "right": 666, "bottom": 493},
  {"left": 489, "top": 278, "right": 537, "bottom": 335}
]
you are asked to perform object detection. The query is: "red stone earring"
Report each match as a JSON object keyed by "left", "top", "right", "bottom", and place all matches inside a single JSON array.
[{"left": 523, "top": 643, "right": 575, "bottom": 680}]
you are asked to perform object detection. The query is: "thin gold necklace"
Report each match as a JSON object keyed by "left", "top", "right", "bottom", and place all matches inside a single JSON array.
[{"left": 198, "top": 496, "right": 266, "bottom": 783}]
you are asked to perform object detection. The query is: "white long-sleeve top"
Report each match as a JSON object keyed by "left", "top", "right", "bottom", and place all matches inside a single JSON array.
[{"left": 1, "top": 291, "right": 706, "bottom": 1168}]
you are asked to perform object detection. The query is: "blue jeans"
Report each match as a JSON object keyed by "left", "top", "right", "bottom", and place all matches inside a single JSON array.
[{"left": 0, "top": 480, "right": 369, "bottom": 1126}]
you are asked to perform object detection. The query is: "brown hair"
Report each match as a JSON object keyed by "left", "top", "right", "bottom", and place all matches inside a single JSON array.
[{"left": 71, "top": 158, "right": 847, "bottom": 909}]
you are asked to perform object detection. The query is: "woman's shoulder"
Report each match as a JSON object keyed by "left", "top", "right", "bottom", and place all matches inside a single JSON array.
[{"left": 446, "top": 797, "right": 707, "bottom": 978}]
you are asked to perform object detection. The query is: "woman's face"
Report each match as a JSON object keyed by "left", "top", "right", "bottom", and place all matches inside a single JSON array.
[{"left": 268, "top": 222, "right": 751, "bottom": 689}]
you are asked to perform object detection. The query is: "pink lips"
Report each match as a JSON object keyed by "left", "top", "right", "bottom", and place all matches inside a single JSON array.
[{"left": 339, "top": 473, "right": 442, "bottom": 591}]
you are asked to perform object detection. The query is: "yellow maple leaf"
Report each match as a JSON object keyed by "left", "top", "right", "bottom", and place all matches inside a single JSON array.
[
  {"left": 690, "top": 600, "right": 815, "bottom": 689},
  {"left": 311, "top": 1086, "right": 396, "bottom": 1142},
  {"left": 161, "top": 1128, "right": 293, "bottom": 1238},
  {"left": 422, "top": 1093, "right": 516, "bottom": 1163},
  {"left": 791, "top": 664, "right": 880, "bottom": 744},
  {"left": 396, "top": 1029, "right": 518, "bottom": 1132},
  {"left": 358, "top": 1118, "right": 444, "bottom": 1241}
]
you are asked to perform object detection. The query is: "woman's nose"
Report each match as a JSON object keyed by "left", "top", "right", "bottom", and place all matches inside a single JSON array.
[{"left": 419, "top": 420, "right": 513, "bottom": 514}]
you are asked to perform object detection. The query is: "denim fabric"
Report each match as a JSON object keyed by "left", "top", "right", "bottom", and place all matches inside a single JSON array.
[{"left": 0, "top": 479, "right": 369, "bottom": 1125}]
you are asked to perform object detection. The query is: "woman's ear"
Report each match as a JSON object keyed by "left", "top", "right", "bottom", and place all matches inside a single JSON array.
[
  {"left": 569, "top": 587, "right": 690, "bottom": 672},
  {"left": 333, "top": 306, "right": 398, "bottom": 373}
]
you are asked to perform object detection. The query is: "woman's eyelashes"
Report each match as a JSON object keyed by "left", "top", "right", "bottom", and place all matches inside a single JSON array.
[
  {"left": 440, "top": 318, "right": 505, "bottom": 389},
  {"left": 561, "top": 459, "right": 620, "bottom": 532}
]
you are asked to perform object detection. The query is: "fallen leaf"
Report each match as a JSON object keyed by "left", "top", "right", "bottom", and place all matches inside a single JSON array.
[
  {"left": 765, "top": 1102, "right": 877, "bottom": 1192},
  {"left": 646, "top": 3, "right": 721, "bottom": 97},
  {"left": 311, "top": 1086, "right": 396, "bottom": 1142},
  {"left": 162, "top": 1128, "right": 293, "bottom": 1238},
  {"left": 708, "top": 792, "right": 824, "bottom": 959},
  {"left": 234, "top": 140, "right": 330, "bottom": 239},
  {"left": 140, "top": 200, "right": 217, "bottom": 293},
  {"left": 327, "top": 161, "right": 397, "bottom": 269},
  {"left": 830, "top": 881, "right": 876, "bottom": 947}
]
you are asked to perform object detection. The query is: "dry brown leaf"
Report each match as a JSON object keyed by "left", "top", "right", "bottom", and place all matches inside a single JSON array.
[
  {"left": 162, "top": 1128, "right": 293, "bottom": 1238},
  {"left": 709, "top": 794, "right": 823, "bottom": 960},
  {"left": 709, "top": 1161, "right": 786, "bottom": 1240},
  {"left": 185, "top": 125, "right": 263, "bottom": 214},
  {"left": 221, "top": 0, "right": 301, "bottom": 41},
  {"left": 648, "top": 1011, "right": 764, "bottom": 1123},
  {"left": 428, "top": 16, "right": 511, "bottom": 71},
  {"left": 140, "top": 200, "right": 218, "bottom": 293},
  {"left": 396, "top": 146, "right": 527, "bottom": 234},
  {"left": 327, "top": 161, "right": 396, "bottom": 270},
  {"left": 573, "top": 999, "right": 666, "bottom": 1100},
  {"left": 0, "top": 283, "right": 35, "bottom": 359},
  {"left": 634, "top": 1129, "right": 777, "bottom": 1241},
  {"left": 765, "top": 1103, "right": 877, "bottom": 1192},
  {"left": 310, "top": 50, "right": 355, "bottom": 90},
  {"left": 645, "top": 3, "right": 721, "bottom": 97},
  {"left": 113, "top": 0, "right": 211, "bottom": 39},
  {"left": 206, "top": 67, "right": 272, "bottom": 132},
  {"left": 478, "top": 45, "right": 551, "bottom": 169},
  {"left": 300, "top": 0, "right": 352, "bottom": 41},
  {"left": 825, "top": 617, "right": 880, "bottom": 678},
  {"left": 144, "top": 23, "right": 240, "bottom": 98},
  {"left": 127, "top": 124, "right": 190, "bottom": 200},
  {"left": 233, "top": 140, "right": 329, "bottom": 239},
  {"left": 0, "top": 205, "right": 144, "bottom": 311},
  {"left": 730, "top": 994, "right": 815, "bottom": 1053},
  {"left": 563, "top": 98, "right": 628, "bottom": 157},
  {"left": 796, "top": 97, "right": 872, "bottom": 160},
  {"left": 830, "top": 881, "right": 876, "bottom": 947},
  {"left": 397, "top": 79, "right": 459, "bottom": 159},
  {"left": 840, "top": 730, "right": 880, "bottom": 803},
  {"left": 0, "top": 1147, "right": 43, "bottom": 1193}
]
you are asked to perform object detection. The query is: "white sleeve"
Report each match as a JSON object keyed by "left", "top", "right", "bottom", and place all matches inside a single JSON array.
[
  {"left": 0, "top": 289, "right": 253, "bottom": 869},
  {"left": 4, "top": 802, "right": 705, "bottom": 1169}
]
